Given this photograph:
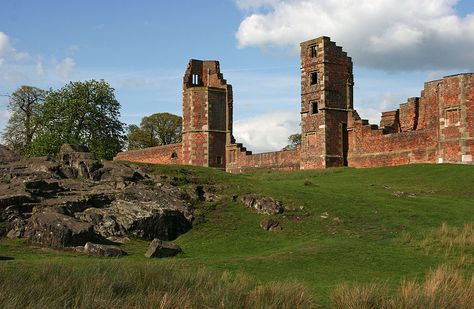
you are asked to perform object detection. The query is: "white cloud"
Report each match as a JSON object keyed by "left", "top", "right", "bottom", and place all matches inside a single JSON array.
[
  {"left": 236, "top": 0, "right": 474, "bottom": 71},
  {"left": 55, "top": 57, "right": 75, "bottom": 80},
  {"left": 233, "top": 110, "right": 300, "bottom": 152},
  {"left": 0, "top": 31, "right": 29, "bottom": 61},
  {"left": 35, "top": 61, "right": 45, "bottom": 77}
]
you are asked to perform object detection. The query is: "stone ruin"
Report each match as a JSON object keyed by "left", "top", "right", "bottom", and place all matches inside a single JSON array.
[{"left": 114, "top": 36, "right": 474, "bottom": 172}]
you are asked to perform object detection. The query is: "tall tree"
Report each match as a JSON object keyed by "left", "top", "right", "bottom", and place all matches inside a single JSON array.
[
  {"left": 1, "top": 86, "right": 46, "bottom": 155},
  {"left": 29, "top": 80, "right": 125, "bottom": 160},
  {"left": 127, "top": 112, "right": 182, "bottom": 150}
]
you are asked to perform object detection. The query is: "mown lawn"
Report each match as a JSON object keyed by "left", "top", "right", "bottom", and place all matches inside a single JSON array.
[{"left": 1, "top": 164, "right": 473, "bottom": 308}]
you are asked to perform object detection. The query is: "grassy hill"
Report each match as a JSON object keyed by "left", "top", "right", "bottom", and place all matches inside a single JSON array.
[{"left": 1, "top": 164, "right": 473, "bottom": 308}]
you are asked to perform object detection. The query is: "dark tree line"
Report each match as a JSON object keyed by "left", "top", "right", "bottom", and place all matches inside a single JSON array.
[{"left": 2, "top": 80, "right": 183, "bottom": 160}]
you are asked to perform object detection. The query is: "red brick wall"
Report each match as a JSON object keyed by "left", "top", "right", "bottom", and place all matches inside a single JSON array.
[
  {"left": 226, "top": 144, "right": 300, "bottom": 173},
  {"left": 348, "top": 74, "right": 474, "bottom": 168},
  {"left": 114, "top": 143, "right": 182, "bottom": 165}
]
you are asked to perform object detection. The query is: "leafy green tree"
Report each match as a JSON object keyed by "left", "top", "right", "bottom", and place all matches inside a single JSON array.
[
  {"left": 1, "top": 86, "right": 46, "bottom": 155},
  {"left": 29, "top": 80, "right": 125, "bottom": 160},
  {"left": 127, "top": 112, "right": 182, "bottom": 150},
  {"left": 282, "top": 133, "right": 301, "bottom": 151}
]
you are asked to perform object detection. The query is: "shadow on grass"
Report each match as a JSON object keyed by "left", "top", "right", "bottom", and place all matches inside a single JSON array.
[{"left": 0, "top": 256, "right": 14, "bottom": 261}]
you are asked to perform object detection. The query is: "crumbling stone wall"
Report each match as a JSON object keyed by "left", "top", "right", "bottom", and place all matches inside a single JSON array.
[
  {"left": 348, "top": 74, "right": 474, "bottom": 167},
  {"left": 226, "top": 143, "right": 300, "bottom": 173}
]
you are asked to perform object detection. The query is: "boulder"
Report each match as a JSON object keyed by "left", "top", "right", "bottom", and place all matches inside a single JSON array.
[
  {"left": 260, "top": 218, "right": 282, "bottom": 231},
  {"left": 84, "top": 242, "right": 124, "bottom": 257},
  {"left": 59, "top": 144, "right": 101, "bottom": 178},
  {"left": 76, "top": 199, "right": 192, "bottom": 241},
  {"left": 24, "top": 210, "right": 94, "bottom": 248},
  {"left": 145, "top": 238, "right": 182, "bottom": 258},
  {"left": 241, "top": 195, "right": 284, "bottom": 215},
  {"left": 6, "top": 218, "right": 26, "bottom": 238}
]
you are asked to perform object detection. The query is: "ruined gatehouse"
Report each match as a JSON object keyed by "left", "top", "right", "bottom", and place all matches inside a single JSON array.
[{"left": 114, "top": 37, "right": 474, "bottom": 172}]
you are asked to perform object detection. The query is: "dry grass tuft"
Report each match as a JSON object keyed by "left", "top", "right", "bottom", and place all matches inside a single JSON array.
[
  {"left": 0, "top": 261, "right": 315, "bottom": 309},
  {"left": 435, "top": 222, "right": 474, "bottom": 249},
  {"left": 331, "top": 265, "right": 474, "bottom": 309}
]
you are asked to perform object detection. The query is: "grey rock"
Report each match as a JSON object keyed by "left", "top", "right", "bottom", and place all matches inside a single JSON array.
[
  {"left": 24, "top": 210, "right": 94, "bottom": 248},
  {"left": 241, "top": 195, "right": 284, "bottom": 215},
  {"left": 23, "top": 179, "right": 64, "bottom": 197},
  {"left": 145, "top": 238, "right": 182, "bottom": 258},
  {"left": 76, "top": 198, "right": 192, "bottom": 241},
  {"left": 260, "top": 218, "right": 282, "bottom": 231},
  {"left": 84, "top": 242, "right": 124, "bottom": 257}
]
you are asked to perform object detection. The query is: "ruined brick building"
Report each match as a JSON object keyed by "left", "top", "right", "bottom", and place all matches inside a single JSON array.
[{"left": 114, "top": 37, "right": 474, "bottom": 172}]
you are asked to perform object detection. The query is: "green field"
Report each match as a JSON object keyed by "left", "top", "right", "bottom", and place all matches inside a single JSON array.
[{"left": 1, "top": 164, "right": 473, "bottom": 308}]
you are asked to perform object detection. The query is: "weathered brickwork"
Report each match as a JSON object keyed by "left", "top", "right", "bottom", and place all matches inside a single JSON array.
[
  {"left": 226, "top": 143, "right": 300, "bottom": 173},
  {"left": 114, "top": 143, "right": 182, "bottom": 165},
  {"left": 114, "top": 37, "right": 473, "bottom": 171}
]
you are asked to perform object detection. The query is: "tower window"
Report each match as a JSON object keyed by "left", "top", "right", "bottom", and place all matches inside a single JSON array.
[
  {"left": 171, "top": 152, "right": 178, "bottom": 159},
  {"left": 310, "top": 72, "right": 318, "bottom": 85},
  {"left": 310, "top": 45, "right": 317, "bottom": 57},
  {"left": 191, "top": 74, "right": 200, "bottom": 85},
  {"left": 310, "top": 100, "right": 319, "bottom": 114}
]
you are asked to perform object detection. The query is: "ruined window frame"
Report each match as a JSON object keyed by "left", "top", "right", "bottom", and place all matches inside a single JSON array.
[
  {"left": 310, "top": 100, "right": 319, "bottom": 114},
  {"left": 310, "top": 45, "right": 317, "bottom": 57},
  {"left": 310, "top": 72, "right": 318, "bottom": 85},
  {"left": 445, "top": 107, "right": 461, "bottom": 127}
]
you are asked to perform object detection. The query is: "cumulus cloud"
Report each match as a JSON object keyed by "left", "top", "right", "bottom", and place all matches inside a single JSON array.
[
  {"left": 55, "top": 57, "right": 75, "bottom": 80},
  {"left": 0, "top": 31, "right": 29, "bottom": 61},
  {"left": 233, "top": 110, "right": 300, "bottom": 152},
  {"left": 236, "top": 0, "right": 474, "bottom": 71}
]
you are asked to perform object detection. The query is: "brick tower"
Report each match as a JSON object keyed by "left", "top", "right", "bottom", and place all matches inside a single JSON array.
[
  {"left": 181, "top": 59, "right": 233, "bottom": 168},
  {"left": 300, "top": 37, "right": 354, "bottom": 169}
]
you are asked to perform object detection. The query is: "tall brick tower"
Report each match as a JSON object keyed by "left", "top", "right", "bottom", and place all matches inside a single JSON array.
[
  {"left": 181, "top": 59, "right": 233, "bottom": 168},
  {"left": 300, "top": 37, "right": 353, "bottom": 169}
]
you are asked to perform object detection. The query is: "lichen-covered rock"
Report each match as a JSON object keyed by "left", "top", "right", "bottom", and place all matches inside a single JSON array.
[
  {"left": 84, "top": 242, "right": 124, "bottom": 257},
  {"left": 76, "top": 199, "right": 192, "bottom": 241},
  {"left": 145, "top": 238, "right": 182, "bottom": 258},
  {"left": 241, "top": 195, "right": 284, "bottom": 215},
  {"left": 24, "top": 210, "right": 94, "bottom": 248}
]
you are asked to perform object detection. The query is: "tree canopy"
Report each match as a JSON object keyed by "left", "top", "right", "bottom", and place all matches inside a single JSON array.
[
  {"left": 127, "top": 112, "right": 182, "bottom": 150},
  {"left": 282, "top": 133, "right": 301, "bottom": 151},
  {"left": 29, "top": 80, "right": 125, "bottom": 160},
  {"left": 1, "top": 86, "right": 46, "bottom": 155}
]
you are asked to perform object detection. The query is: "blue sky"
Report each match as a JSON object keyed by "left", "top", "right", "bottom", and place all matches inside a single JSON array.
[{"left": 1, "top": 0, "right": 473, "bottom": 152}]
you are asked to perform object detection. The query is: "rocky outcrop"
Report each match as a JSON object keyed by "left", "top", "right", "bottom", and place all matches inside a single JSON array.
[
  {"left": 24, "top": 210, "right": 94, "bottom": 248},
  {"left": 84, "top": 242, "right": 124, "bottom": 257},
  {"left": 145, "top": 238, "right": 182, "bottom": 258},
  {"left": 0, "top": 144, "right": 194, "bottom": 249},
  {"left": 0, "top": 145, "right": 20, "bottom": 165},
  {"left": 240, "top": 195, "right": 284, "bottom": 215}
]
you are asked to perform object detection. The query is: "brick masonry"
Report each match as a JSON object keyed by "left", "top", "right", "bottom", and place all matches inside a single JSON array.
[{"left": 114, "top": 37, "right": 474, "bottom": 171}]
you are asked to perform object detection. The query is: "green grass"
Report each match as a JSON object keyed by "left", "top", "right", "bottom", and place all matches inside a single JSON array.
[{"left": 1, "top": 164, "right": 473, "bottom": 308}]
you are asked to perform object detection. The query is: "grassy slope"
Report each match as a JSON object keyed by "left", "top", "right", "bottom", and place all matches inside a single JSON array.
[{"left": 1, "top": 164, "right": 473, "bottom": 307}]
